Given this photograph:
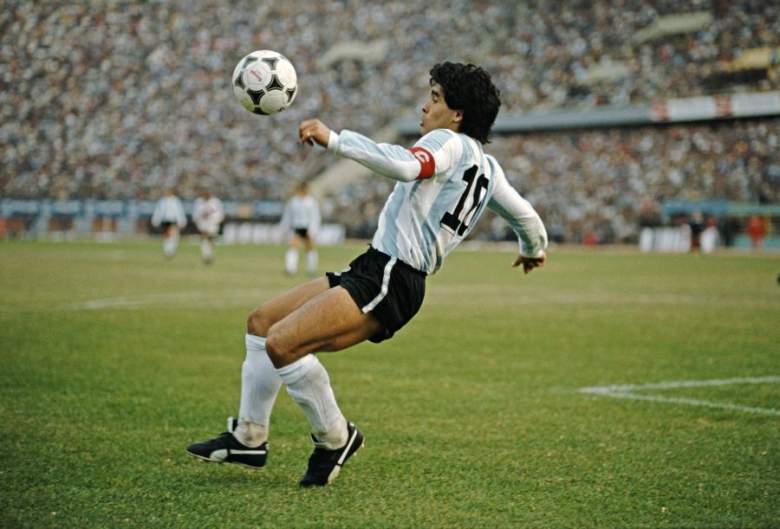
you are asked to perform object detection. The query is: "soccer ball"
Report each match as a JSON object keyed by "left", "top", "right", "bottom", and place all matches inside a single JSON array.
[{"left": 232, "top": 50, "right": 298, "bottom": 115}]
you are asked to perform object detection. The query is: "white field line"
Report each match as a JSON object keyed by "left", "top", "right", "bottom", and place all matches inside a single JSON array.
[
  {"left": 63, "top": 289, "right": 267, "bottom": 311},
  {"left": 579, "top": 376, "right": 780, "bottom": 416}
]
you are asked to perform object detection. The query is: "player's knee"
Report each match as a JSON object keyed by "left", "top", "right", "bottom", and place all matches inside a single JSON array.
[
  {"left": 264, "top": 328, "right": 292, "bottom": 367},
  {"left": 246, "top": 307, "right": 273, "bottom": 336}
]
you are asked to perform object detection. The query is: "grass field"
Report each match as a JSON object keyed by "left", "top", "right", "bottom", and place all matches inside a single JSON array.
[{"left": 1, "top": 239, "right": 778, "bottom": 529}]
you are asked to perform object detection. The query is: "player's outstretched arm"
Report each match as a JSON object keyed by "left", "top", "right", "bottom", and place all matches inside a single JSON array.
[
  {"left": 299, "top": 119, "right": 331, "bottom": 147},
  {"left": 487, "top": 165, "right": 548, "bottom": 274},
  {"left": 299, "top": 120, "right": 458, "bottom": 183}
]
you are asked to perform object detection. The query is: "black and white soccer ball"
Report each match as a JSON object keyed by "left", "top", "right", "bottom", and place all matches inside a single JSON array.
[{"left": 232, "top": 50, "right": 297, "bottom": 115}]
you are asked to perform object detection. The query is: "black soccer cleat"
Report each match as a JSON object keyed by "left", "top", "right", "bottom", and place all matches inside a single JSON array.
[
  {"left": 186, "top": 417, "right": 268, "bottom": 469},
  {"left": 299, "top": 422, "right": 364, "bottom": 487}
]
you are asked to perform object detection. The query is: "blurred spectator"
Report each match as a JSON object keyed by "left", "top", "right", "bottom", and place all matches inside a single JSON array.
[
  {"left": 688, "top": 210, "right": 705, "bottom": 252},
  {"left": 700, "top": 215, "right": 719, "bottom": 254},
  {"left": 746, "top": 214, "right": 767, "bottom": 249},
  {"left": 1, "top": 1, "right": 779, "bottom": 243}
]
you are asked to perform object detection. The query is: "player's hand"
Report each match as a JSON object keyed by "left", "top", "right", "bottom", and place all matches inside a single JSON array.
[
  {"left": 512, "top": 252, "right": 546, "bottom": 274},
  {"left": 299, "top": 119, "right": 330, "bottom": 147}
]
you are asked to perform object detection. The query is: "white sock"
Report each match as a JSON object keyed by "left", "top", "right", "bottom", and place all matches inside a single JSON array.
[
  {"left": 164, "top": 233, "right": 179, "bottom": 256},
  {"left": 306, "top": 250, "right": 318, "bottom": 274},
  {"left": 236, "top": 334, "right": 282, "bottom": 447},
  {"left": 163, "top": 237, "right": 173, "bottom": 256},
  {"left": 276, "top": 354, "right": 348, "bottom": 449},
  {"left": 285, "top": 248, "right": 298, "bottom": 274},
  {"left": 201, "top": 239, "right": 213, "bottom": 261}
]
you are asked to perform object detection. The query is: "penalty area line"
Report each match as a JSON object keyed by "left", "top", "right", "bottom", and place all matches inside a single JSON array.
[{"left": 579, "top": 376, "right": 780, "bottom": 417}]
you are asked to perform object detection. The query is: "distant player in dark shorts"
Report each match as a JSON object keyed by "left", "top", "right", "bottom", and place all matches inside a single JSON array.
[
  {"left": 150, "top": 188, "right": 187, "bottom": 259},
  {"left": 187, "top": 62, "right": 548, "bottom": 488},
  {"left": 280, "top": 182, "right": 320, "bottom": 275}
]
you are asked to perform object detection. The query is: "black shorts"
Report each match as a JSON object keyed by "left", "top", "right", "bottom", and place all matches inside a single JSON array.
[
  {"left": 327, "top": 247, "right": 426, "bottom": 343},
  {"left": 294, "top": 227, "right": 309, "bottom": 238}
]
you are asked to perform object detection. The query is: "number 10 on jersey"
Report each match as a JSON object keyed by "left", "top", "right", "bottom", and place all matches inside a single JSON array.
[{"left": 440, "top": 165, "right": 489, "bottom": 236}]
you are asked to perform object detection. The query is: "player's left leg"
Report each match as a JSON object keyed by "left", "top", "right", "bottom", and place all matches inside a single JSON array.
[
  {"left": 249, "top": 281, "right": 380, "bottom": 449},
  {"left": 264, "top": 286, "right": 381, "bottom": 486}
]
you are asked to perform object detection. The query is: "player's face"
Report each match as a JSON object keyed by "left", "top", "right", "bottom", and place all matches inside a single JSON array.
[{"left": 420, "top": 83, "right": 462, "bottom": 135}]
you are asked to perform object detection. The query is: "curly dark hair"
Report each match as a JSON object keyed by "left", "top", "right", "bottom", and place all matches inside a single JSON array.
[{"left": 429, "top": 62, "right": 501, "bottom": 144}]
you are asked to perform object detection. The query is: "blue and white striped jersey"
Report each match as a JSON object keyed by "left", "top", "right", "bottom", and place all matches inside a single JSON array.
[{"left": 328, "top": 128, "right": 547, "bottom": 274}]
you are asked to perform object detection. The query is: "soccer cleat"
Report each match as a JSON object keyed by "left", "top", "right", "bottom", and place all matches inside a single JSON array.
[
  {"left": 299, "top": 422, "right": 364, "bottom": 487},
  {"left": 186, "top": 417, "right": 268, "bottom": 469}
]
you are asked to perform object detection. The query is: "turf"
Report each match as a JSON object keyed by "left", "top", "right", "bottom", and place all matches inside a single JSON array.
[{"left": 1, "top": 240, "right": 778, "bottom": 529}]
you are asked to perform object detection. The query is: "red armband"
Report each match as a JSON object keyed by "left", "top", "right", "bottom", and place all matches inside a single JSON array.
[{"left": 409, "top": 147, "right": 435, "bottom": 180}]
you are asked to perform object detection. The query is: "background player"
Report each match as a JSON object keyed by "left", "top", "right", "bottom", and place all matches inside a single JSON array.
[
  {"left": 193, "top": 188, "right": 225, "bottom": 265},
  {"left": 187, "top": 62, "right": 547, "bottom": 487},
  {"left": 151, "top": 188, "right": 187, "bottom": 259},
  {"left": 280, "top": 182, "right": 321, "bottom": 275}
]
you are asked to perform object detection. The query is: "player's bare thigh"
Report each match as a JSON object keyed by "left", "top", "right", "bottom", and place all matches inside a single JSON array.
[
  {"left": 289, "top": 234, "right": 303, "bottom": 249},
  {"left": 265, "top": 286, "right": 382, "bottom": 368},
  {"left": 247, "top": 277, "right": 330, "bottom": 336}
]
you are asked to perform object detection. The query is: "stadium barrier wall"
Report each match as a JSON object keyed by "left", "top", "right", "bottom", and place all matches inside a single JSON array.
[
  {"left": 393, "top": 91, "right": 780, "bottom": 133},
  {"left": 222, "top": 222, "right": 344, "bottom": 246},
  {"left": 0, "top": 199, "right": 315, "bottom": 241}
]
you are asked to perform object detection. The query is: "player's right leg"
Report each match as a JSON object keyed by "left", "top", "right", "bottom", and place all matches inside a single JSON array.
[
  {"left": 304, "top": 237, "right": 318, "bottom": 276},
  {"left": 187, "top": 278, "right": 331, "bottom": 468}
]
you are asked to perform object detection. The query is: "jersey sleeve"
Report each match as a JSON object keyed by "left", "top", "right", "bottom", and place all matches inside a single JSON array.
[
  {"left": 487, "top": 165, "right": 548, "bottom": 258},
  {"left": 328, "top": 128, "right": 461, "bottom": 182}
]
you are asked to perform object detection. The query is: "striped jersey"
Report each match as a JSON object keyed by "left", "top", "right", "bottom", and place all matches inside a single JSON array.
[{"left": 328, "top": 128, "right": 547, "bottom": 274}]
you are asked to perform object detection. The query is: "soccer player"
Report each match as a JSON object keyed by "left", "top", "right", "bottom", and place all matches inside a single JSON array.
[
  {"left": 151, "top": 188, "right": 187, "bottom": 259},
  {"left": 187, "top": 62, "right": 548, "bottom": 487},
  {"left": 193, "top": 188, "right": 225, "bottom": 265},
  {"left": 280, "top": 182, "right": 321, "bottom": 275}
]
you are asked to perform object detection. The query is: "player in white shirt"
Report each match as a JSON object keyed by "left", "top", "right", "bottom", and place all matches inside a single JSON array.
[
  {"left": 188, "top": 62, "right": 548, "bottom": 487},
  {"left": 280, "top": 182, "right": 321, "bottom": 275},
  {"left": 151, "top": 188, "right": 187, "bottom": 258},
  {"left": 193, "top": 189, "right": 225, "bottom": 265}
]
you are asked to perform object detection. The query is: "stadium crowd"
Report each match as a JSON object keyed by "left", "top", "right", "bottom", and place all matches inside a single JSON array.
[
  {"left": 2, "top": 1, "right": 778, "bottom": 240},
  {"left": 494, "top": 118, "right": 779, "bottom": 243}
]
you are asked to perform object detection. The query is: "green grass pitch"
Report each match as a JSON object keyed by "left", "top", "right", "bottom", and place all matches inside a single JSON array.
[{"left": 1, "top": 240, "right": 778, "bottom": 528}]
